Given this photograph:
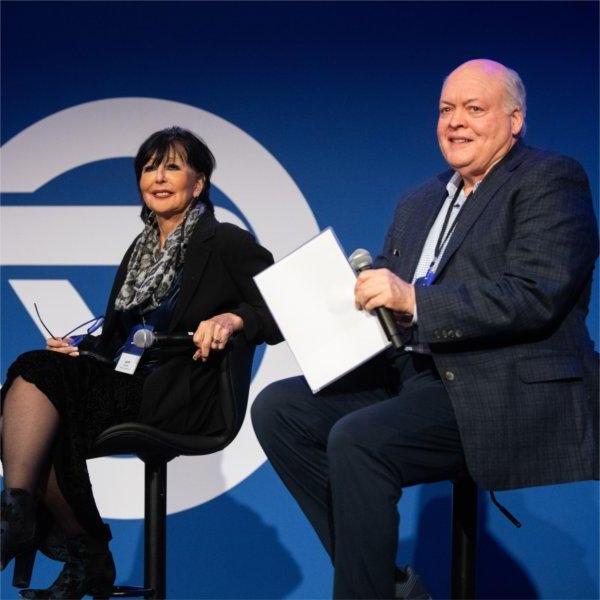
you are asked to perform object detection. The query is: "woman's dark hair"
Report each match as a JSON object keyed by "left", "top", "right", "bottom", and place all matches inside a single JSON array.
[{"left": 135, "top": 126, "right": 216, "bottom": 219}]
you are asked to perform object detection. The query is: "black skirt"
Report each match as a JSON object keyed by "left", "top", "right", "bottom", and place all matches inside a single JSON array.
[{"left": 1, "top": 350, "right": 146, "bottom": 542}]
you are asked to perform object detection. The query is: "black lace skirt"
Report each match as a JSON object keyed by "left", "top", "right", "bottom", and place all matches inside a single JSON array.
[{"left": 1, "top": 350, "right": 146, "bottom": 542}]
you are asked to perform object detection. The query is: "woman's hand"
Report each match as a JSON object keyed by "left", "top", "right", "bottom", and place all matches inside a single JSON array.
[
  {"left": 46, "top": 337, "right": 80, "bottom": 357},
  {"left": 192, "top": 313, "right": 244, "bottom": 362}
]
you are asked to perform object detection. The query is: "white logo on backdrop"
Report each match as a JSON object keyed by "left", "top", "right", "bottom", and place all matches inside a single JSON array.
[{"left": 0, "top": 98, "right": 318, "bottom": 518}]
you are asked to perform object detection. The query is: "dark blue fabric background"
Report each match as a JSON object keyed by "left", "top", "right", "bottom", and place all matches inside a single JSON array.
[{"left": 1, "top": 2, "right": 598, "bottom": 598}]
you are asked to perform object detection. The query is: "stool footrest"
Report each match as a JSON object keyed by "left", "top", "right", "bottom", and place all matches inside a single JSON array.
[{"left": 110, "top": 585, "right": 155, "bottom": 598}]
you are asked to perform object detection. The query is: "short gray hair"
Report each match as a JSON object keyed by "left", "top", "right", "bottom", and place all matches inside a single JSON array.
[{"left": 503, "top": 67, "right": 527, "bottom": 136}]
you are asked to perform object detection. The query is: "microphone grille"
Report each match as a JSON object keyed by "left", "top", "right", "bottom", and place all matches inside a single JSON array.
[
  {"left": 133, "top": 328, "right": 154, "bottom": 349},
  {"left": 349, "top": 248, "right": 373, "bottom": 272}
]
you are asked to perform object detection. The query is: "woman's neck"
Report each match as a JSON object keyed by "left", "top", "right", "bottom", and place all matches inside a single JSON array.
[{"left": 156, "top": 213, "right": 186, "bottom": 248}]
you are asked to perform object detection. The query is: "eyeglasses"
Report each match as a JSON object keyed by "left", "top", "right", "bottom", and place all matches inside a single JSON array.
[{"left": 34, "top": 303, "right": 104, "bottom": 346}]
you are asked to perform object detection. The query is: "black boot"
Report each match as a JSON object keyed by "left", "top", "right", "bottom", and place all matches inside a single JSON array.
[
  {"left": 0, "top": 488, "right": 38, "bottom": 588},
  {"left": 395, "top": 566, "right": 432, "bottom": 599},
  {"left": 37, "top": 511, "right": 70, "bottom": 564},
  {"left": 19, "top": 533, "right": 115, "bottom": 600}
]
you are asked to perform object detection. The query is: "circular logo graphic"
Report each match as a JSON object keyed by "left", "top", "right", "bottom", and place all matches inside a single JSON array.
[{"left": 0, "top": 98, "right": 319, "bottom": 517}]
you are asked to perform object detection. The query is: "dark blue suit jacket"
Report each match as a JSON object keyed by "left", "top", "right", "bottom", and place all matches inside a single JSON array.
[{"left": 377, "top": 141, "right": 598, "bottom": 490}]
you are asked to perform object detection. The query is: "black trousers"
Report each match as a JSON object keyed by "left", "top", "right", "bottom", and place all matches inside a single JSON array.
[{"left": 251, "top": 352, "right": 468, "bottom": 599}]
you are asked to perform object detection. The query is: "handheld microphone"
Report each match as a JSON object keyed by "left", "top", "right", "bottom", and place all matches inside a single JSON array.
[
  {"left": 349, "top": 248, "right": 404, "bottom": 350},
  {"left": 133, "top": 329, "right": 195, "bottom": 349}
]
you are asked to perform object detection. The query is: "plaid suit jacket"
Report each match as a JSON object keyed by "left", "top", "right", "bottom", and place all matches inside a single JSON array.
[{"left": 378, "top": 141, "right": 599, "bottom": 490}]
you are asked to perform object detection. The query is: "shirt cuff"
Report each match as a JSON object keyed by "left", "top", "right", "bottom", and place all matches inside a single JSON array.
[{"left": 411, "top": 301, "right": 418, "bottom": 324}]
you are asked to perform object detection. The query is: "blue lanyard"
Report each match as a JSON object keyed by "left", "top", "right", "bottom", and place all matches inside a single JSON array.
[{"left": 416, "top": 183, "right": 469, "bottom": 287}]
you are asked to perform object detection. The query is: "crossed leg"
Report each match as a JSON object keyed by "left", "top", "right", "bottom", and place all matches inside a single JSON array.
[{"left": 2, "top": 376, "right": 85, "bottom": 536}]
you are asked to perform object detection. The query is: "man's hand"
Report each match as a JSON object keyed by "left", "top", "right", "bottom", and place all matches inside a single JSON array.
[
  {"left": 354, "top": 268, "right": 416, "bottom": 319},
  {"left": 192, "top": 313, "right": 244, "bottom": 362},
  {"left": 46, "top": 337, "right": 79, "bottom": 357}
]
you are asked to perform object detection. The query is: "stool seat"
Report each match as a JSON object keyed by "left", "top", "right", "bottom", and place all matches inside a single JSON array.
[{"left": 89, "top": 422, "right": 231, "bottom": 459}]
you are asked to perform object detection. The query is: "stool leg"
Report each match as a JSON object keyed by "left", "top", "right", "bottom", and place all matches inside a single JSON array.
[
  {"left": 451, "top": 479, "right": 478, "bottom": 599},
  {"left": 145, "top": 459, "right": 167, "bottom": 599}
]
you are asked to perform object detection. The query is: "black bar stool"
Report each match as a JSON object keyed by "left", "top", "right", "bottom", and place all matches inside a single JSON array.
[
  {"left": 451, "top": 477, "right": 478, "bottom": 599},
  {"left": 88, "top": 335, "right": 255, "bottom": 599}
]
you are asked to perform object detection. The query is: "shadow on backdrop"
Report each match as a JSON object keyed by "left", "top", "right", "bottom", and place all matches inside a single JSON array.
[
  {"left": 398, "top": 482, "right": 538, "bottom": 599},
  {"left": 477, "top": 490, "right": 597, "bottom": 600},
  {"left": 166, "top": 451, "right": 302, "bottom": 599}
]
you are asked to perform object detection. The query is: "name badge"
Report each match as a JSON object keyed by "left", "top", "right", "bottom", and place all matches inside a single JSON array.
[
  {"left": 414, "top": 268, "right": 436, "bottom": 287},
  {"left": 115, "top": 324, "right": 153, "bottom": 375}
]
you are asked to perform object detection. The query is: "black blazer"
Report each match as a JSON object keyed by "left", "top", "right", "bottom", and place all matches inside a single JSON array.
[
  {"left": 82, "top": 211, "right": 281, "bottom": 434},
  {"left": 377, "top": 141, "right": 599, "bottom": 490}
]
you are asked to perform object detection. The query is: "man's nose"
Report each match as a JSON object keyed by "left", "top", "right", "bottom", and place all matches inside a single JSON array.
[{"left": 448, "top": 107, "right": 466, "bottom": 128}]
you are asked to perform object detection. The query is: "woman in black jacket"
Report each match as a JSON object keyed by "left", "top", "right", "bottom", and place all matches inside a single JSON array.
[{"left": 0, "top": 126, "right": 281, "bottom": 599}]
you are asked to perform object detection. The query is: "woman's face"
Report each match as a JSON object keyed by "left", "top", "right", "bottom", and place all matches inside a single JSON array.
[{"left": 139, "top": 148, "right": 204, "bottom": 220}]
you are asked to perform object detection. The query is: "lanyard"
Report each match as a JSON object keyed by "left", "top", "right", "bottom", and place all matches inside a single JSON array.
[
  {"left": 433, "top": 182, "right": 465, "bottom": 262},
  {"left": 416, "top": 183, "right": 470, "bottom": 288}
]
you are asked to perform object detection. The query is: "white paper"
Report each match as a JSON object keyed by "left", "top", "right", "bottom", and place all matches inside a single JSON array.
[{"left": 255, "top": 228, "right": 390, "bottom": 392}]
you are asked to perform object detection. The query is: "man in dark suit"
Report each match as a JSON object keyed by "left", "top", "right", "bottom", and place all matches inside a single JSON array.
[{"left": 251, "top": 59, "right": 599, "bottom": 599}]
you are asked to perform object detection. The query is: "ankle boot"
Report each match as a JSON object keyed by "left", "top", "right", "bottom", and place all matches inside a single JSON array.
[
  {"left": 19, "top": 533, "right": 115, "bottom": 600},
  {"left": 0, "top": 488, "right": 38, "bottom": 588},
  {"left": 38, "top": 517, "right": 70, "bottom": 563}
]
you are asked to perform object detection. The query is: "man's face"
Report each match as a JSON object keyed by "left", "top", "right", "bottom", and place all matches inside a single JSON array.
[{"left": 437, "top": 64, "right": 523, "bottom": 184}]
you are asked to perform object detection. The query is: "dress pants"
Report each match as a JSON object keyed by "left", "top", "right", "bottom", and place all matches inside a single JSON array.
[{"left": 251, "top": 351, "right": 469, "bottom": 599}]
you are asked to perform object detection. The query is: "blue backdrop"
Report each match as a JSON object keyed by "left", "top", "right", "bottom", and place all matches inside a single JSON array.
[{"left": 1, "top": 2, "right": 598, "bottom": 598}]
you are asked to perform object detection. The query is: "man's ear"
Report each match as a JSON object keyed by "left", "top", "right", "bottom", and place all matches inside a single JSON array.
[{"left": 511, "top": 108, "right": 524, "bottom": 137}]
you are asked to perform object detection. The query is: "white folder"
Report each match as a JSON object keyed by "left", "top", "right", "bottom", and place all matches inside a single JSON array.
[{"left": 254, "top": 228, "right": 390, "bottom": 393}]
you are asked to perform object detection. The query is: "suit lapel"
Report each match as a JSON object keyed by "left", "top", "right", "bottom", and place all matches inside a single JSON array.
[
  {"left": 168, "top": 212, "right": 217, "bottom": 331},
  {"left": 434, "top": 141, "right": 528, "bottom": 278}
]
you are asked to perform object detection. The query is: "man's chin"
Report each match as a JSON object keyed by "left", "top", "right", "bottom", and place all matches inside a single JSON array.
[
  {"left": 444, "top": 157, "right": 473, "bottom": 171},
  {"left": 441, "top": 147, "right": 475, "bottom": 169}
]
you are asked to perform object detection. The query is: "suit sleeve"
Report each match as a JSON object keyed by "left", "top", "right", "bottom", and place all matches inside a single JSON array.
[
  {"left": 415, "top": 156, "right": 598, "bottom": 343},
  {"left": 220, "top": 227, "right": 283, "bottom": 345},
  {"left": 373, "top": 219, "right": 395, "bottom": 269}
]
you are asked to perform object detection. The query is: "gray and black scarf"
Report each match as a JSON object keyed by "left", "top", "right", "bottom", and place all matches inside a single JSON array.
[{"left": 115, "top": 205, "right": 204, "bottom": 313}]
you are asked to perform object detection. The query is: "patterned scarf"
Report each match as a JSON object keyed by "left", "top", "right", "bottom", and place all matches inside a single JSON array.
[{"left": 115, "top": 204, "right": 204, "bottom": 313}]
